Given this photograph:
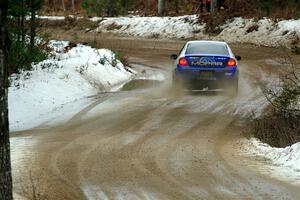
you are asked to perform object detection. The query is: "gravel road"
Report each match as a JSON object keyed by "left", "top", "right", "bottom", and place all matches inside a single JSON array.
[{"left": 11, "top": 34, "right": 300, "bottom": 199}]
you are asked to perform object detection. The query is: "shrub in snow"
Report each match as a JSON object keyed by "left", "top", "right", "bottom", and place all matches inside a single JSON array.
[{"left": 252, "top": 54, "right": 300, "bottom": 147}]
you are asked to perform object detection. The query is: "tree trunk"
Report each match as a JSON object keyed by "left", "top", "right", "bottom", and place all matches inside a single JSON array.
[
  {"left": 17, "top": 16, "right": 21, "bottom": 42},
  {"left": 107, "top": 0, "right": 113, "bottom": 17},
  {"left": 30, "top": 1, "right": 36, "bottom": 51},
  {"left": 144, "top": 0, "right": 149, "bottom": 15},
  {"left": 0, "top": 1, "right": 13, "bottom": 199},
  {"left": 61, "top": 0, "right": 65, "bottom": 11},
  {"left": 174, "top": 0, "right": 179, "bottom": 14},
  {"left": 21, "top": 0, "right": 25, "bottom": 43},
  {"left": 71, "top": 0, "right": 75, "bottom": 11},
  {"left": 158, "top": 0, "right": 165, "bottom": 16},
  {"left": 211, "top": 0, "right": 216, "bottom": 13}
]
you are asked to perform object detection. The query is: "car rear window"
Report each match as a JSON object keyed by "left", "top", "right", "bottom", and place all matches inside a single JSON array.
[{"left": 186, "top": 43, "right": 229, "bottom": 55}]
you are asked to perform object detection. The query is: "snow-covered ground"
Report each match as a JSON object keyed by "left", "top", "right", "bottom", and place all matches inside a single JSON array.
[
  {"left": 9, "top": 40, "right": 134, "bottom": 132},
  {"left": 237, "top": 138, "right": 300, "bottom": 185},
  {"left": 96, "top": 15, "right": 204, "bottom": 39},
  {"left": 38, "top": 16, "right": 65, "bottom": 20},
  {"left": 216, "top": 18, "right": 300, "bottom": 47},
  {"left": 39, "top": 15, "right": 300, "bottom": 47},
  {"left": 94, "top": 16, "right": 300, "bottom": 47}
]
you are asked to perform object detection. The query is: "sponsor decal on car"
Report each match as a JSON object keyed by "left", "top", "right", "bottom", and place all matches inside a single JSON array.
[
  {"left": 190, "top": 57, "right": 223, "bottom": 66},
  {"left": 191, "top": 61, "right": 223, "bottom": 66}
]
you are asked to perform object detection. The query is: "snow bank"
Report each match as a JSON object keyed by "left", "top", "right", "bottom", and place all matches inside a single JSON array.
[
  {"left": 39, "top": 15, "right": 300, "bottom": 46},
  {"left": 216, "top": 18, "right": 300, "bottom": 47},
  {"left": 9, "top": 40, "right": 134, "bottom": 132},
  {"left": 95, "top": 15, "right": 300, "bottom": 47},
  {"left": 238, "top": 138, "right": 300, "bottom": 184},
  {"left": 96, "top": 15, "right": 204, "bottom": 39}
]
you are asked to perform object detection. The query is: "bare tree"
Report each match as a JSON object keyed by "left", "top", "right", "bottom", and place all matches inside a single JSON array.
[
  {"left": 144, "top": 0, "right": 150, "bottom": 15},
  {"left": 71, "top": 0, "right": 75, "bottom": 11},
  {"left": 61, "top": 0, "right": 65, "bottom": 11},
  {"left": 158, "top": 0, "right": 165, "bottom": 16},
  {"left": 0, "top": 0, "right": 13, "bottom": 199},
  {"left": 174, "top": 0, "right": 179, "bottom": 14}
]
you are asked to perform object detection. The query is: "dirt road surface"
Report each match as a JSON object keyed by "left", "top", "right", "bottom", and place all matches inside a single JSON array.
[{"left": 11, "top": 34, "right": 300, "bottom": 200}]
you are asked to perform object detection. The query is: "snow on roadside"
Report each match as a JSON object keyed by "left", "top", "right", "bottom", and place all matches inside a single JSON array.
[
  {"left": 9, "top": 40, "right": 134, "bottom": 132},
  {"left": 39, "top": 15, "right": 300, "bottom": 46},
  {"left": 94, "top": 15, "right": 300, "bottom": 47},
  {"left": 38, "top": 16, "right": 65, "bottom": 20},
  {"left": 96, "top": 15, "right": 204, "bottom": 39},
  {"left": 238, "top": 138, "right": 300, "bottom": 185},
  {"left": 216, "top": 18, "right": 300, "bottom": 47}
]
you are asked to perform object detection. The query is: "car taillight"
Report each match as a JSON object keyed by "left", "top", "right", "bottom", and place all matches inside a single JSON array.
[
  {"left": 179, "top": 58, "right": 188, "bottom": 66},
  {"left": 226, "top": 58, "right": 237, "bottom": 67}
]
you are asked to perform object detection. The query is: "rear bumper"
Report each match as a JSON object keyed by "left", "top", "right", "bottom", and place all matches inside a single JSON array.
[
  {"left": 176, "top": 68, "right": 238, "bottom": 80},
  {"left": 174, "top": 68, "right": 238, "bottom": 89}
]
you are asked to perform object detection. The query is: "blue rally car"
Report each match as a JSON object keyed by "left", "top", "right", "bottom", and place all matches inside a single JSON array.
[{"left": 171, "top": 40, "right": 241, "bottom": 95}]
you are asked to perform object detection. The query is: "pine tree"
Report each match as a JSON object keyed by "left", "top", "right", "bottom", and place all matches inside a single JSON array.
[
  {"left": 7, "top": 0, "right": 46, "bottom": 72},
  {"left": 28, "top": 0, "right": 43, "bottom": 50}
]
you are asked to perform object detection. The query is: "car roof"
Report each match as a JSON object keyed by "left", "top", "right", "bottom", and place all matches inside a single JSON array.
[{"left": 186, "top": 40, "right": 228, "bottom": 46}]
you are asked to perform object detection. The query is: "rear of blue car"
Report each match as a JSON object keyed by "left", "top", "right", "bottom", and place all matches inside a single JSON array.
[{"left": 172, "top": 41, "right": 239, "bottom": 94}]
